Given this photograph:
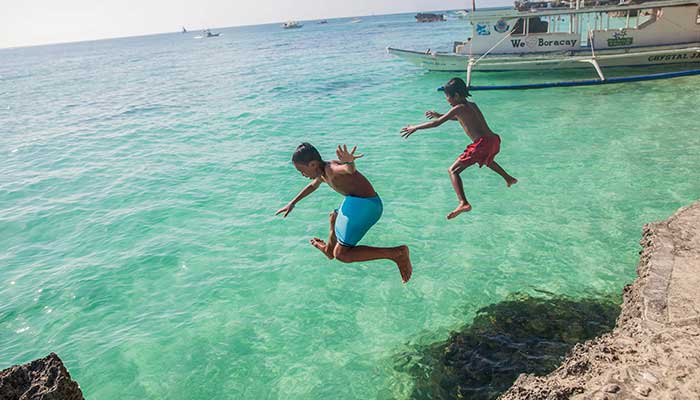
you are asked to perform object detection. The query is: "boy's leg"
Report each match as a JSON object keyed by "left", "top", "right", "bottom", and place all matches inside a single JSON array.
[
  {"left": 333, "top": 244, "right": 412, "bottom": 283},
  {"left": 447, "top": 158, "right": 477, "bottom": 219},
  {"left": 310, "top": 211, "right": 338, "bottom": 259},
  {"left": 487, "top": 161, "right": 518, "bottom": 187}
]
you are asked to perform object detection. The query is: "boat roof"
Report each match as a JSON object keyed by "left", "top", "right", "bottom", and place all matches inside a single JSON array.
[{"left": 468, "top": 0, "right": 699, "bottom": 20}]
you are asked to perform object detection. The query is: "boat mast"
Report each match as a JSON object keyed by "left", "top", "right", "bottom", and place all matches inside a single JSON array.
[{"left": 467, "top": 0, "right": 477, "bottom": 85}]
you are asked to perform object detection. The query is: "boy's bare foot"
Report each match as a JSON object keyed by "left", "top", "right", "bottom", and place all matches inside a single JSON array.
[
  {"left": 395, "top": 245, "right": 412, "bottom": 283},
  {"left": 506, "top": 177, "right": 518, "bottom": 187},
  {"left": 447, "top": 203, "right": 472, "bottom": 220},
  {"left": 310, "top": 237, "right": 333, "bottom": 259}
]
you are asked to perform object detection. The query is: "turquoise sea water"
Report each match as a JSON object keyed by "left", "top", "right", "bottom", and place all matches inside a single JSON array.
[{"left": 1, "top": 13, "right": 699, "bottom": 399}]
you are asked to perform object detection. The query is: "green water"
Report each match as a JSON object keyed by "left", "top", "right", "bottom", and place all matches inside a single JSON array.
[{"left": 1, "top": 13, "right": 699, "bottom": 399}]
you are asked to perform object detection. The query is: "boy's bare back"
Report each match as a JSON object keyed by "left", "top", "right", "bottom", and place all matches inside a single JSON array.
[
  {"left": 399, "top": 76, "right": 517, "bottom": 219},
  {"left": 320, "top": 162, "right": 377, "bottom": 198}
]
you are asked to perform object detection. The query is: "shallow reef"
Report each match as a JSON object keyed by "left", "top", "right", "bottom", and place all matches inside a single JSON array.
[{"left": 393, "top": 293, "right": 620, "bottom": 400}]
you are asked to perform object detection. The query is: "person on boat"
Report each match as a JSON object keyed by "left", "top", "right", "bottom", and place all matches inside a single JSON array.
[
  {"left": 400, "top": 77, "right": 518, "bottom": 219},
  {"left": 276, "top": 143, "right": 413, "bottom": 283}
]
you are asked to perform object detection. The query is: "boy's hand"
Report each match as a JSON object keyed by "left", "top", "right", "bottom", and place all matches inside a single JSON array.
[
  {"left": 275, "top": 203, "right": 294, "bottom": 218},
  {"left": 400, "top": 126, "right": 417, "bottom": 138},
  {"left": 425, "top": 111, "right": 441, "bottom": 119},
  {"left": 336, "top": 144, "right": 364, "bottom": 163}
]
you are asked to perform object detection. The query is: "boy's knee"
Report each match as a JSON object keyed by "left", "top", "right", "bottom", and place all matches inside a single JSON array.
[
  {"left": 333, "top": 245, "right": 350, "bottom": 263},
  {"left": 448, "top": 165, "right": 461, "bottom": 175}
]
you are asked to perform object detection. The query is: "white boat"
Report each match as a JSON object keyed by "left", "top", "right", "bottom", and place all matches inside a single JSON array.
[
  {"left": 282, "top": 21, "right": 303, "bottom": 29},
  {"left": 388, "top": 0, "right": 700, "bottom": 72},
  {"left": 454, "top": 10, "right": 470, "bottom": 19},
  {"left": 351, "top": 18, "right": 363, "bottom": 23}
]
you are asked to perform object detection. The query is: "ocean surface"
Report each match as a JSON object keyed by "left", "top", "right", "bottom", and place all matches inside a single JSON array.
[{"left": 1, "top": 12, "right": 699, "bottom": 399}]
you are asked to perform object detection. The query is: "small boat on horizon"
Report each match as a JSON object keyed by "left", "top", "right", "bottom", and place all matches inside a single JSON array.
[
  {"left": 415, "top": 13, "right": 446, "bottom": 23},
  {"left": 194, "top": 29, "right": 221, "bottom": 39},
  {"left": 350, "top": 18, "right": 362, "bottom": 23},
  {"left": 453, "top": 10, "right": 470, "bottom": 18},
  {"left": 282, "top": 21, "right": 303, "bottom": 29}
]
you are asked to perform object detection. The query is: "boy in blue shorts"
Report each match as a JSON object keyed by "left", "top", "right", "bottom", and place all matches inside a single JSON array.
[{"left": 276, "top": 143, "right": 412, "bottom": 283}]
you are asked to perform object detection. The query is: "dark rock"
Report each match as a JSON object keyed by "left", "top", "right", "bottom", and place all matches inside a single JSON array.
[{"left": 0, "top": 353, "right": 84, "bottom": 400}]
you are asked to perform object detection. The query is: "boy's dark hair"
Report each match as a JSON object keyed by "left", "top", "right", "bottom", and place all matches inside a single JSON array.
[
  {"left": 444, "top": 77, "right": 471, "bottom": 98},
  {"left": 292, "top": 142, "right": 323, "bottom": 164}
]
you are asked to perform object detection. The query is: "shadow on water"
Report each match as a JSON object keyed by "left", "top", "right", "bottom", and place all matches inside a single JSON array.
[{"left": 393, "top": 293, "right": 620, "bottom": 400}]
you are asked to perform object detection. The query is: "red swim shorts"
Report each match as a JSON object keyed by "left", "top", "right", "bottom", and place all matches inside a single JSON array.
[{"left": 457, "top": 134, "right": 501, "bottom": 167}]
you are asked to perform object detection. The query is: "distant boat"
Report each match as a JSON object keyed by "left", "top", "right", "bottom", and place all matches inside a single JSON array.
[
  {"left": 350, "top": 18, "right": 362, "bottom": 23},
  {"left": 282, "top": 21, "right": 303, "bottom": 29},
  {"left": 182, "top": 26, "right": 187, "bottom": 33},
  {"left": 415, "top": 13, "right": 446, "bottom": 23},
  {"left": 453, "top": 10, "right": 469, "bottom": 18},
  {"left": 318, "top": 20, "right": 328, "bottom": 24},
  {"left": 195, "top": 29, "right": 221, "bottom": 39}
]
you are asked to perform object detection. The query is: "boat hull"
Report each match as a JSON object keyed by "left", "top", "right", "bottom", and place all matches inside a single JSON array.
[{"left": 387, "top": 45, "right": 700, "bottom": 71}]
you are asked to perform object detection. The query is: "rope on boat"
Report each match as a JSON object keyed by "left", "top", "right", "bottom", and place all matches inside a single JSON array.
[
  {"left": 471, "top": 27, "right": 517, "bottom": 67},
  {"left": 439, "top": 68, "right": 700, "bottom": 91}
]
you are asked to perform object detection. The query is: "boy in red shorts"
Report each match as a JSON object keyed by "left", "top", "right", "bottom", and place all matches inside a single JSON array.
[{"left": 400, "top": 77, "right": 517, "bottom": 219}]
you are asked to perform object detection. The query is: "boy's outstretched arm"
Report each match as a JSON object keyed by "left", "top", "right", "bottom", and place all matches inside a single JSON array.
[
  {"left": 275, "top": 177, "right": 322, "bottom": 218},
  {"left": 425, "top": 110, "right": 457, "bottom": 120},
  {"left": 401, "top": 106, "right": 459, "bottom": 139},
  {"left": 334, "top": 144, "right": 364, "bottom": 174}
]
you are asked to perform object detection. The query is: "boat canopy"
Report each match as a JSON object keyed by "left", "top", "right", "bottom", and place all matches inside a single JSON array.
[{"left": 467, "top": 0, "right": 699, "bottom": 21}]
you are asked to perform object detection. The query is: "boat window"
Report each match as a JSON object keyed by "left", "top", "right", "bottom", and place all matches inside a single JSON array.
[
  {"left": 512, "top": 18, "right": 526, "bottom": 35},
  {"left": 512, "top": 17, "right": 549, "bottom": 35},
  {"left": 527, "top": 16, "right": 549, "bottom": 33}
]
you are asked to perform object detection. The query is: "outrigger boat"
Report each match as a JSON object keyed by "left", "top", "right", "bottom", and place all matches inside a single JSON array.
[{"left": 388, "top": 0, "right": 700, "bottom": 88}]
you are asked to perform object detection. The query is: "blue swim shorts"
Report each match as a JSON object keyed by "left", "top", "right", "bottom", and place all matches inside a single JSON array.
[{"left": 334, "top": 195, "right": 383, "bottom": 247}]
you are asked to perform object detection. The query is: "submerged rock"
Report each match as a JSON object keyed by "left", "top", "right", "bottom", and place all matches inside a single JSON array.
[
  {"left": 0, "top": 353, "right": 84, "bottom": 400},
  {"left": 393, "top": 294, "right": 620, "bottom": 400}
]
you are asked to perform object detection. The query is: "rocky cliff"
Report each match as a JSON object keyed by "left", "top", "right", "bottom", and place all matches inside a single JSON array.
[{"left": 501, "top": 201, "right": 700, "bottom": 399}]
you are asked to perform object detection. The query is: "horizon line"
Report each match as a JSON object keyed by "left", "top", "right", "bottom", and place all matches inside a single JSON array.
[{"left": 0, "top": 6, "right": 506, "bottom": 51}]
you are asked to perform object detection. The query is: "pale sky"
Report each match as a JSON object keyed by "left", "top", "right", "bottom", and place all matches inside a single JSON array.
[{"left": 0, "top": 0, "right": 511, "bottom": 49}]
